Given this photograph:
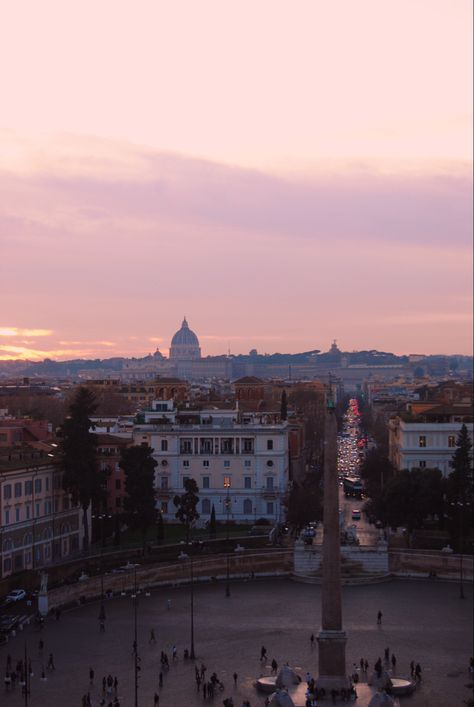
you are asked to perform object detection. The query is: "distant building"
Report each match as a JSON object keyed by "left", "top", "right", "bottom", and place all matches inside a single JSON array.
[
  {"left": 0, "top": 444, "right": 84, "bottom": 579},
  {"left": 133, "top": 403, "right": 289, "bottom": 525}
]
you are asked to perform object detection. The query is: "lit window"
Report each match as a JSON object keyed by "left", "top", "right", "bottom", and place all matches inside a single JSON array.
[
  {"left": 448, "top": 435, "right": 456, "bottom": 448},
  {"left": 418, "top": 436, "right": 426, "bottom": 448},
  {"left": 223, "top": 476, "right": 231, "bottom": 488}
]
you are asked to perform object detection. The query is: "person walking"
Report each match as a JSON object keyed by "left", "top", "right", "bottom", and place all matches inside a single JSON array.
[
  {"left": 415, "top": 663, "right": 422, "bottom": 681},
  {"left": 310, "top": 634, "right": 315, "bottom": 648},
  {"left": 149, "top": 628, "right": 156, "bottom": 644},
  {"left": 233, "top": 672, "right": 238, "bottom": 686},
  {"left": 38, "top": 639, "right": 44, "bottom": 654},
  {"left": 377, "top": 610, "right": 383, "bottom": 625},
  {"left": 271, "top": 658, "right": 278, "bottom": 675},
  {"left": 391, "top": 654, "right": 397, "bottom": 671},
  {"left": 410, "top": 661, "right": 415, "bottom": 677},
  {"left": 153, "top": 692, "right": 160, "bottom": 706},
  {"left": 89, "top": 667, "right": 94, "bottom": 684},
  {"left": 260, "top": 646, "right": 267, "bottom": 662},
  {"left": 158, "top": 671, "right": 163, "bottom": 688}
]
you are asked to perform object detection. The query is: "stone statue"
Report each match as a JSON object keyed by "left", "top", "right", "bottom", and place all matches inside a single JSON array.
[{"left": 39, "top": 571, "right": 48, "bottom": 594}]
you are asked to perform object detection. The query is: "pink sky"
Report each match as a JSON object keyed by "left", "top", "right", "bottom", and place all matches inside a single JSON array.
[{"left": 0, "top": 1, "right": 472, "bottom": 360}]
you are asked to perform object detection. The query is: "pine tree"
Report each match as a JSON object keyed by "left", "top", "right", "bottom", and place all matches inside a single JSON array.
[
  {"left": 448, "top": 424, "right": 473, "bottom": 504},
  {"left": 173, "top": 478, "right": 200, "bottom": 543},
  {"left": 60, "top": 387, "right": 104, "bottom": 552},
  {"left": 156, "top": 511, "right": 165, "bottom": 544},
  {"left": 120, "top": 445, "right": 158, "bottom": 548}
]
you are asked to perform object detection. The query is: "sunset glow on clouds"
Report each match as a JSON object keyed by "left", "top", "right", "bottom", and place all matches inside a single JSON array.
[{"left": 0, "top": 1, "right": 472, "bottom": 360}]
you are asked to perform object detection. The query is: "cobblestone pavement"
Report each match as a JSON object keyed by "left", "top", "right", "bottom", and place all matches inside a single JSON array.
[{"left": 1, "top": 578, "right": 472, "bottom": 707}]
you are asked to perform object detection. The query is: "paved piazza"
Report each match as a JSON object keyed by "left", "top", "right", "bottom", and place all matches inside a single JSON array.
[{"left": 1, "top": 578, "right": 472, "bottom": 706}]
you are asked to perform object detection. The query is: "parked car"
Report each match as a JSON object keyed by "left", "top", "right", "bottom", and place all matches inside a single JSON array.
[
  {"left": 5, "top": 589, "right": 27, "bottom": 603},
  {"left": 351, "top": 509, "right": 361, "bottom": 521}
]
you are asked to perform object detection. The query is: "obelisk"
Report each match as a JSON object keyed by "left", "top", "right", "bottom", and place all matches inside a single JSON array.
[{"left": 316, "top": 399, "right": 349, "bottom": 691}]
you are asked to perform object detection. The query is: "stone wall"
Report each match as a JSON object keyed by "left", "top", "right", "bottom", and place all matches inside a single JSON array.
[{"left": 389, "top": 549, "right": 473, "bottom": 580}]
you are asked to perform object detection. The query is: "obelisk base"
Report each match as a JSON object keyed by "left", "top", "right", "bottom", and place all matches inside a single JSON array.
[{"left": 316, "top": 630, "right": 350, "bottom": 692}]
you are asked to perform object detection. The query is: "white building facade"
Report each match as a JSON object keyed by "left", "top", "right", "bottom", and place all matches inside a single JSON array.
[
  {"left": 133, "top": 406, "right": 289, "bottom": 525},
  {"left": 388, "top": 417, "right": 474, "bottom": 476}
]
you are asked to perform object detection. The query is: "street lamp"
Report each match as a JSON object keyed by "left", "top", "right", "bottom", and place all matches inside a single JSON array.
[
  {"left": 92, "top": 512, "right": 111, "bottom": 630},
  {"left": 180, "top": 551, "right": 196, "bottom": 659},
  {"left": 132, "top": 565, "right": 140, "bottom": 706},
  {"left": 450, "top": 501, "right": 469, "bottom": 600},
  {"left": 223, "top": 478, "right": 231, "bottom": 597}
]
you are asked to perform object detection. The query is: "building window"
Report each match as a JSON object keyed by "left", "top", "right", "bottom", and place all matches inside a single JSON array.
[
  {"left": 244, "top": 460, "right": 252, "bottom": 468},
  {"left": 115, "top": 480, "right": 121, "bottom": 490},
  {"left": 4, "top": 510, "right": 9, "bottom": 524},
  {"left": 115, "top": 497, "right": 122, "bottom": 507},
  {"left": 44, "top": 501, "right": 52, "bottom": 514},
  {"left": 161, "top": 502, "right": 168, "bottom": 514},
  {"left": 14, "top": 554, "right": 23, "bottom": 570},
  {"left": 266, "top": 477, "right": 274, "bottom": 490},
  {"left": 223, "top": 476, "right": 231, "bottom": 488},
  {"left": 201, "top": 499, "right": 211, "bottom": 514},
  {"left": 242, "top": 438, "right": 254, "bottom": 453},
  {"left": 267, "top": 440, "right": 274, "bottom": 450},
  {"left": 202, "top": 476, "right": 210, "bottom": 489},
  {"left": 448, "top": 435, "right": 456, "bottom": 448},
  {"left": 182, "top": 476, "right": 189, "bottom": 487},
  {"left": 224, "top": 460, "right": 230, "bottom": 468},
  {"left": 183, "top": 460, "right": 190, "bottom": 468},
  {"left": 243, "top": 499, "right": 252, "bottom": 515},
  {"left": 35, "top": 503, "right": 41, "bottom": 517},
  {"left": 418, "top": 436, "right": 426, "bottom": 448},
  {"left": 180, "top": 439, "right": 193, "bottom": 454},
  {"left": 244, "top": 476, "right": 252, "bottom": 489},
  {"left": 25, "top": 480, "right": 33, "bottom": 495},
  {"left": 45, "top": 477, "right": 50, "bottom": 491},
  {"left": 160, "top": 476, "right": 168, "bottom": 490},
  {"left": 26, "top": 505, "right": 31, "bottom": 520},
  {"left": 202, "top": 460, "right": 210, "bottom": 468},
  {"left": 419, "top": 460, "right": 426, "bottom": 468},
  {"left": 3, "top": 558, "right": 11, "bottom": 573},
  {"left": 3, "top": 484, "right": 12, "bottom": 500},
  {"left": 14, "top": 482, "right": 22, "bottom": 497},
  {"left": 34, "top": 478, "right": 42, "bottom": 493},
  {"left": 15, "top": 508, "right": 21, "bottom": 522},
  {"left": 161, "top": 439, "right": 168, "bottom": 451},
  {"left": 266, "top": 502, "right": 274, "bottom": 515},
  {"left": 266, "top": 460, "right": 274, "bottom": 467}
]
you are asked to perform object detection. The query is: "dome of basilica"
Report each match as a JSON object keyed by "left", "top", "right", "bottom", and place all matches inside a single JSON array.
[{"left": 170, "top": 317, "right": 201, "bottom": 360}]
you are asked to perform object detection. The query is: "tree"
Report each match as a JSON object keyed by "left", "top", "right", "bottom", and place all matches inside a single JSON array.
[
  {"left": 60, "top": 387, "right": 104, "bottom": 552},
  {"left": 156, "top": 511, "right": 165, "bottom": 544},
  {"left": 447, "top": 424, "right": 473, "bottom": 505},
  {"left": 359, "top": 448, "right": 395, "bottom": 503},
  {"left": 173, "top": 478, "right": 200, "bottom": 543},
  {"left": 446, "top": 425, "right": 473, "bottom": 551},
  {"left": 120, "top": 445, "right": 158, "bottom": 548},
  {"left": 377, "top": 467, "right": 446, "bottom": 533},
  {"left": 286, "top": 472, "right": 323, "bottom": 532},
  {"left": 209, "top": 503, "right": 217, "bottom": 539},
  {"left": 280, "top": 390, "right": 288, "bottom": 421}
]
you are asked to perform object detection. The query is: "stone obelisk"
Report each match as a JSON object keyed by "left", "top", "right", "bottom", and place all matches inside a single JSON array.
[{"left": 316, "top": 399, "right": 349, "bottom": 691}]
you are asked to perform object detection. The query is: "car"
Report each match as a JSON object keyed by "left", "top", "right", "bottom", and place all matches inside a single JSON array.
[
  {"left": 351, "top": 509, "right": 361, "bottom": 521},
  {"left": 5, "top": 589, "right": 27, "bottom": 603}
]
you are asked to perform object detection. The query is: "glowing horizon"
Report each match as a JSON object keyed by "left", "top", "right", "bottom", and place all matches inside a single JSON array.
[{"left": 1, "top": 1, "right": 472, "bottom": 361}]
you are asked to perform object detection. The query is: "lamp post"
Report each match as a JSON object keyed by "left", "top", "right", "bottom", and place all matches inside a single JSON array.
[
  {"left": 180, "top": 551, "right": 196, "bottom": 659},
  {"left": 92, "top": 512, "right": 111, "bottom": 630},
  {"left": 450, "top": 501, "right": 467, "bottom": 600},
  {"left": 224, "top": 479, "right": 231, "bottom": 597},
  {"left": 132, "top": 565, "right": 140, "bottom": 706}
]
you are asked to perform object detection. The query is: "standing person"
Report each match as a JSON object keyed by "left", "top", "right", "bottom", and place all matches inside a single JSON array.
[
  {"left": 377, "top": 610, "right": 383, "bottom": 625},
  {"left": 149, "top": 628, "right": 156, "bottom": 644},
  {"left": 114, "top": 676, "right": 119, "bottom": 693},
  {"left": 38, "top": 639, "right": 44, "bottom": 654},
  {"left": 271, "top": 658, "right": 278, "bottom": 675},
  {"left": 310, "top": 634, "right": 315, "bottom": 648},
  {"left": 360, "top": 658, "right": 364, "bottom": 671},
  {"left": 233, "top": 672, "right": 238, "bottom": 686},
  {"left": 260, "top": 646, "right": 267, "bottom": 662},
  {"left": 200, "top": 663, "right": 207, "bottom": 681},
  {"left": 172, "top": 645, "right": 177, "bottom": 661},
  {"left": 410, "top": 661, "right": 415, "bottom": 678},
  {"left": 391, "top": 654, "right": 397, "bottom": 671},
  {"left": 364, "top": 659, "right": 369, "bottom": 673},
  {"left": 89, "top": 667, "right": 94, "bottom": 684},
  {"left": 415, "top": 663, "right": 422, "bottom": 681},
  {"left": 384, "top": 647, "right": 389, "bottom": 663},
  {"left": 47, "top": 653, "right": 55, "bottom": 670},
  {"left": 153, "top": 692, "right": 160, "bottom": 706}
]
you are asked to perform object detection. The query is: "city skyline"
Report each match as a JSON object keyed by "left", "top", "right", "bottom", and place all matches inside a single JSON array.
[{"left": 1, "top": 0, "right": 472, "bottom": 361}]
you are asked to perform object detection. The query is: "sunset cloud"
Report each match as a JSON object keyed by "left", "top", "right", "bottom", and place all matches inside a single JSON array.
[{"left": 0, "top": 328, "right": 54, "bottom": 337}]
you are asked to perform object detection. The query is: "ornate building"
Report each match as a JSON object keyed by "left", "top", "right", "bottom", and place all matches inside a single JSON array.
[{"left": 169, "top": 317, "right": 201, "bottom": 360}]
